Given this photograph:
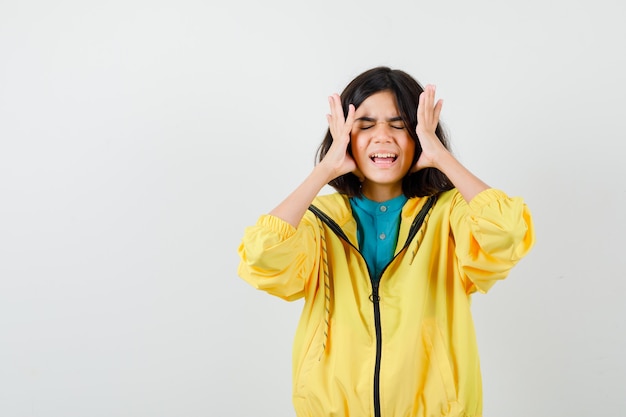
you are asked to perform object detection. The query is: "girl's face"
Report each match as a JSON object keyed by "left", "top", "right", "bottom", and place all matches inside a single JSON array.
[{"left": 350, "top": 90, "right": 415, "bottom": 201}]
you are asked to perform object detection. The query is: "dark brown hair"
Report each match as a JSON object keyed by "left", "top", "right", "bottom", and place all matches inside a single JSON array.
[{"left": 315, "top": 66, "right": 454, "bottom": 197}]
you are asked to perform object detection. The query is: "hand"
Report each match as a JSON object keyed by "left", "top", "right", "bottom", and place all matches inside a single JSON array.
[
  {"left": 322, "top": 94, "right": 363, "bottom": 180},
  {"left": 413, "top": 85, "right": 449, "bottom": 172}
]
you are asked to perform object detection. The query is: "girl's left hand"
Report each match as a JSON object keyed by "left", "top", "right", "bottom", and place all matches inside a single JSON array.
[{"left": 412, "top": 84, "right": 449, "bottom": 172}]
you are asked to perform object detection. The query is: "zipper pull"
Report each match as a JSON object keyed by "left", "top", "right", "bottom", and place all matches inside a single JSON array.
[{"left": 369, "top": 284, "right": 380, "bottom": 303}]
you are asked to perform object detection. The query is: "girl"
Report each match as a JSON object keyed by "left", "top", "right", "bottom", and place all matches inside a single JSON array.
[{"left": 237, "top": 66, "right": 535, "bottom": 417}]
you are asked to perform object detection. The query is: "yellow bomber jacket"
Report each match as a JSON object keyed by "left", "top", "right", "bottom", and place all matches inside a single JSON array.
[{"left": 237, "top": 188, "right": 535, "bottom": 417}]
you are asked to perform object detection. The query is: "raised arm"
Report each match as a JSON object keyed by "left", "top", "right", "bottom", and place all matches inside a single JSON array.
[
  {"left": 270, "top": 94, "right": 359, "bottom": 227},
  {"left": 413, "top": 85, "right": 490, "bottom": 203}
]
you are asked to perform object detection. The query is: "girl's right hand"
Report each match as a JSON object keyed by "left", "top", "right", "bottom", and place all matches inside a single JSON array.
[{"left": 322, "top": 94, "right": 363, "bottom": 181}]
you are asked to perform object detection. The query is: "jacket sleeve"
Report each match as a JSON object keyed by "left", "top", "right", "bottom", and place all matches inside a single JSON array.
[
  {"left": 237, "top": 213, "right": 319, "bottom": 301},
  {"left": 449, "top": 188, "right": 535, "bottom": 294}
]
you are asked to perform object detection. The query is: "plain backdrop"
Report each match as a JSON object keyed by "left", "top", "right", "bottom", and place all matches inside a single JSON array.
[{"left": 1, "top": 0, "right": 625, "bottom": 416}]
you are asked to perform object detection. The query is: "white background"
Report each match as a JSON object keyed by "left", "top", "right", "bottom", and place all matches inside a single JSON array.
[{"left": 1, "top": 0, "right": 625, "bottom": 416}]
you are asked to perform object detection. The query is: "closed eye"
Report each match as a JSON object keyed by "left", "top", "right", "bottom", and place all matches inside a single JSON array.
[{"left": 354, "top": 118, "right": 405, "bottom": 130}]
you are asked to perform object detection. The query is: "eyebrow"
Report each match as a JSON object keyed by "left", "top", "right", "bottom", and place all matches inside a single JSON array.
[{"left": 355, "top": 116, "right": 404, "bottom": 122}]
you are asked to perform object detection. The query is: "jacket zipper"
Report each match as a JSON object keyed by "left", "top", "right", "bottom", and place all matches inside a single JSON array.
[
  {"left": 308, "top": 195, "right": 436, "bottom": 417},
  {"left": 371, "top": 283, "right": 382, "bottom": 417}
]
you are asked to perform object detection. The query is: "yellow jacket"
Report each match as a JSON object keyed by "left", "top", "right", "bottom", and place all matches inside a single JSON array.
[{"left": 238, "top": 188, "right": 535, "bottom": 417}]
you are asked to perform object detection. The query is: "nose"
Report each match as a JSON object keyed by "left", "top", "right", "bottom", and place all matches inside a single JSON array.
[{"left": 372, "top": 122, "right": 393, "bottom": 142}]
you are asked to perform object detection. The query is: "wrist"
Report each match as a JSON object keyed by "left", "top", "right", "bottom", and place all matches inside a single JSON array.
[
  {"left": 431, "top": 149, "right": 455, "bottom": 171},
  {"left": 313, "top": 161, "right": 340, "bottom": 184}
]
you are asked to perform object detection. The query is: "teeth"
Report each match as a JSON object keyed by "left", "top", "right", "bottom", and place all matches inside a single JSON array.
[{"left": 371, "top": 153, "right": 397, "bottom": 158}]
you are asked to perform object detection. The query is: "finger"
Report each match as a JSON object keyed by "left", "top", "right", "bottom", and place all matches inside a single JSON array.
[
  {"left": 328, "top": 94, "right": 344, "bottom": 136},
  {"left": 433, "top": 99, "right": 443, "bottom": 124},
  {"left": 328, "top": 95, "right": 336, "bottom": 121},
  {"left": 336, "top": 104, "right": 354, "bottom": 143},
  {"left": 425, "top": 85, "right": 435, "bottom": 119},
  {"left": 344, "top": 104, "right": 355, "bottom": 130},
  {"left": 418, "top": 94, "right": 433, "bottom": 128},
  {"left": 417, "top": 90, "right": 426, "bottom": 122},
  {"left": 329, "top": 93, "right": 343, "bottom": 118}
]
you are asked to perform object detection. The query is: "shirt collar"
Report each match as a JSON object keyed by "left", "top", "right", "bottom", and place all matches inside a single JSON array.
[{"left": 351, "top": 194, "right": 408, "bottom": 215}]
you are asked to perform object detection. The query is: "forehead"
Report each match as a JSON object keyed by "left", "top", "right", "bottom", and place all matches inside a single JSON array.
[{"left": 355, "top": 91, "right": 399, "bottom": 117}]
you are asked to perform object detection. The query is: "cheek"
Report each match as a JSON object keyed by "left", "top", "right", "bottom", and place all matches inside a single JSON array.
[
  {"left": 404, "top": 138, "right": 417, "bottom": 163},
  {"left": 350, "top": 136, "right": 366, "bottom": 155},
  {"left": 409, "top": 141, "right": 416, "bottom": 158}
]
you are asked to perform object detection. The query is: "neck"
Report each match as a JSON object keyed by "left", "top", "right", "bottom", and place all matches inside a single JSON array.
[{"left": 361, "top": 183, "right": 403, "bottom": 202}]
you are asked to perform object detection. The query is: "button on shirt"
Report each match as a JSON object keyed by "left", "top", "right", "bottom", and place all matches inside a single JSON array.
[{"left": 350, "top": 194, "right": 408, "bottom": 283}]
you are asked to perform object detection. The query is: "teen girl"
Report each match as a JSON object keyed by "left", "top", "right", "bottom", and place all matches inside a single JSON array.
[{"left": 237, "top": 66, "right": 535, "bottom": 417}]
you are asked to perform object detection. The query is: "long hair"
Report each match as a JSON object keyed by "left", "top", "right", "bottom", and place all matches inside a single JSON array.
[{"left": 315, "top": 66, "right": 454, "bottom": 197}]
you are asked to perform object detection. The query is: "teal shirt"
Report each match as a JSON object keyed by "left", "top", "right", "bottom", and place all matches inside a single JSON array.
[{"left": 349, "top": 194, "right": 408, "bottom": 283}]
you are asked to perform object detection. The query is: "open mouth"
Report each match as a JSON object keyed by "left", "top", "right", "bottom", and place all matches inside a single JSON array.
[{"left": 369, "top": 152, "right": 398, "bottom": 164}]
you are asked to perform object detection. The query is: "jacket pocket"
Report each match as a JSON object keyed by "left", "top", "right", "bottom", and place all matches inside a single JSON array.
[
  {"left": 293, "top": 319, "right": 324, "bottom": 398},
  {"left": 422, "top": 319, "right": 458, "bottom": 406}
]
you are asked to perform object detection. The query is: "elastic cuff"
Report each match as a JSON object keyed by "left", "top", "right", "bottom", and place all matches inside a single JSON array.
[
  {"left": 258, "top": 214, "right": 297, "bottom": 240},
  {"left": 468, "top": 188, "right": 509, "bottom": 211}
]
